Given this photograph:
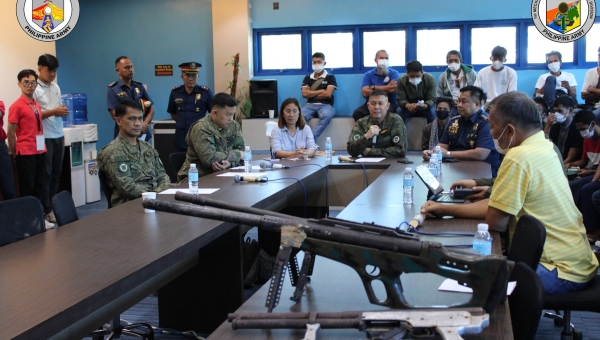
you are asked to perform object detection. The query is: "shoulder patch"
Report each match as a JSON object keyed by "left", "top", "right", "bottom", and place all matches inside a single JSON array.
[
  {"left": 393, "top": 136, "right": 400, "bottom": 143},
  {"left": 113, "top": 155, "right": 129, "bottom": 162},
  {"left": 353, "top": 134, "right": 361, "bottom": 141},
  {"left": 131, "top": 80, "right": 143, "bottom": 85},
  {"left": 118, "top": 163, "right": 128, "bottom": 173},
  {"left": 200, "top": 85, "right": 210, "bottom": 91},
  {"left": 172, "top": 85, "right": 183, "bottom": 90},
  {"left": 108, "top": 81, "right": 117, "bottom": 87}
]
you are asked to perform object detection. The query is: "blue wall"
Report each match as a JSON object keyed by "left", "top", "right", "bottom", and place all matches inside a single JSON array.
[{"left": 56, "top": 0, "right": 214, "bottom": 149}]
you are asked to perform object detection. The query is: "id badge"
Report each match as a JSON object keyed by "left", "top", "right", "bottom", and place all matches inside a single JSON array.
[
  {"left": 384, "top": 76, "right": 389, "bottom": 83},
  {"left": 36, "top": 134, "right": 45, "bottom": 151}
]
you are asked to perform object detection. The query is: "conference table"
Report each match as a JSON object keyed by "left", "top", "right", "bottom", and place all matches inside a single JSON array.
[{"left": 0, "top": 153, "right": 510, "bottom": 339}]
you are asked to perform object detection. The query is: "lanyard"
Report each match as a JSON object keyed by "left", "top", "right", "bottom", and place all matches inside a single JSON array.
[{"left": 28, "top": 103, "right": 42, "bottom": 132}]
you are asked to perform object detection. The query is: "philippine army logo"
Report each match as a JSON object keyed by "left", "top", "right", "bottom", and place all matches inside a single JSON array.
[
  {"left": 531, "top": 0, "right": 596, "bottom": 42},
  {"left": 16, "top": 0, "right": 80, "bottom": 41}
]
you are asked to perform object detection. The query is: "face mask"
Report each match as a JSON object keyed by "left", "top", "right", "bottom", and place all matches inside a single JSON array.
[
  {"left": 312, "top": 63, "right": 324, "bottom": 72},
  {"left": 580, "top": 124, "right": 595, "bottom": 138},
  {"left": 436, "top": 109, "right": 449, "bottom": 120},
  {"left": 548, "top": 61, "right": 561, "bottom": 73},
  {"left": 493, "top": 126, "right": 513, "bottom": 155},
  {"left": 492, "top": 61, "right": 503, "bottom": 70},
  {"left": 448, "top": 63, "right": 460, "bottom": 72},
  {"left": 554, "top": 113, "right": 567, "bottom": 123},
  {"left": 410, "top": 77, "right": 422, "bottom": 86},
  {"left": 377, "top": 59, "right": 389, "bottom": 68}
]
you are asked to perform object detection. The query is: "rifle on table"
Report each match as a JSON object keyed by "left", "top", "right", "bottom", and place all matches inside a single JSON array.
[
  {"left": 228, "top": 307, "right": 489, "bottom": 340},
  {"left": 143, "top": 198, "right": 510, "bottom": 314}
]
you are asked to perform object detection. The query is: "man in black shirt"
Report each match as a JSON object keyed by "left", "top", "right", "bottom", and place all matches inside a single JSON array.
[
  {"left": 301, "top": 52, "right": 337, "bottom": 143},
  {"left": 545, "top": 96, "right": 583, "bottom": 164}
]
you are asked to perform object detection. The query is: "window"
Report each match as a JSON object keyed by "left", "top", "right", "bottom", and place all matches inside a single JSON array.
[
  {"left": 311, "top": 32, "right": 353, "bottom": 68},
  {"left": 416, "top": 29, "right": 460, "bottom": 66},
  {"left": 470, "top": 27, "right": 517, "bottom": 64},
  {"left": 526, "top": 26, "right": 574, "bottom": 63},
  {"left": 362, "top": 30, "right": 406, "bottom": 67},
  {"left": 585, "top": 24, "right": 600, "bottom": 63},
  {"left": 260, "top": 34, "right": 302, "bottom": 70}
]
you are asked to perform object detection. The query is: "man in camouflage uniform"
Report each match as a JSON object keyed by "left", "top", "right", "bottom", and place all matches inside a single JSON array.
[
  {"left": 347, "top": 89, "right": 408, "bottom": 157},
  {"left": 177, "top": 93, "right": 245, "bottom": 182},
  {"left": 98, "top": 99, "right": 170, "bottom": 207}
]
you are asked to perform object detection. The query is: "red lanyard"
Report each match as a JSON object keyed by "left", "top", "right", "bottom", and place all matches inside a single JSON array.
[{"left": 28, "top": 103, "right": 42, "bottom": 132}]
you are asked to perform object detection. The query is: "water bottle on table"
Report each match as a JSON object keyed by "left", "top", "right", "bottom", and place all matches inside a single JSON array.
[
  {"left": 244, "top": 146, "right": 252, "bottom": 173},
  {"left": 325, "top": 137, "right": 333, "bottom": 160},
  {"left": 403, "top": 167, "right": 414, "bottom": 204},
  {"left": 433, "top": 145, "right": 443, "bottom": 176},
  {"left": 473, "top": 223, "right": 492, "bottom": 255},
  {"left": 188, "top": 163, "right": 199, "bottom": 194},
  {"left": 428, "top": 157, "right": 438, "bottom": 178}
]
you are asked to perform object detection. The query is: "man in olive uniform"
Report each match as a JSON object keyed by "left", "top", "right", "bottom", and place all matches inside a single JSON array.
[
  {"left": 177, "top": 93, "right": 245, "bottom": 182},
  {"left": 347, "top": 90, "right": 408, "bottom": 157},
  {"left": 98, "top": 100, "right": 170, "bottom": 207},
  {"left": 168, "top": 62, "right": 214, "bottom": 152},
  {"left": 431, "top": 85, "right": 500, "bottom": 177}
]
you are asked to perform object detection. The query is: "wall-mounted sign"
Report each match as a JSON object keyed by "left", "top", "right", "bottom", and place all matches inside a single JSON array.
[{"left": 155, "top": 65, "right": 173, "bottom": 76}]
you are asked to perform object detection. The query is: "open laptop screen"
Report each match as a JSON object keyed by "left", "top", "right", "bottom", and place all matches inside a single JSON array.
[{"left": 415, "top": 165, "right": 443, "bottom": 196}]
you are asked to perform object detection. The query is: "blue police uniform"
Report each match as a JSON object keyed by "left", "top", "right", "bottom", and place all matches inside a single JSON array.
[
  {"left": 439, "top": 109, "right": 501, "bottom": 177},
  {"left": 107, "top": 79, "right": 154, "bottom": 141},
  {"left": 167, "top": 84, "right": 213, "bottom": 152}
]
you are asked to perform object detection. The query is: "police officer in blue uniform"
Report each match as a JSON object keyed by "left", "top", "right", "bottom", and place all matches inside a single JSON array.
[
  {"left": 437, "top": 85, "right": 500, "bottom": 177},
  {"left": 167, "top": 62, "right": 213, "bottom": 152},
  {"left": 107, "top": 56, "right": 154, "bottom": 142}
]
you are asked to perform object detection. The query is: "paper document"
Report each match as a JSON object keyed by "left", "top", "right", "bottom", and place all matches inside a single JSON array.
[
  {"left": 231, "top": 166, "right": 262, "bottom": 170},
  {"left": 216, "top": 172, "right": 270, "bottom": 177},
  {"left": 355, "top": 158, "right": 385, "bottom": 163},
  {"left": 438, "top": 279, "right": 516, "bottom": 295},
  {"left": 159, "top": 188, "right": 219, "bottom": 195}
]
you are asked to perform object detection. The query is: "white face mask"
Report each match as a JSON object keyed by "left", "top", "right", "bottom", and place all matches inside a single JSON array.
[
  {"left": 312, "top": 63, "right": 324, "bottom": 72},
  {"left": 548, "top": 61, "right": 561, "bottom": 73},
  {"left": 580, "top": 124, "right": 595, "bottom": 138},
  {"left": 493, "top": 126, "right": 513, "bottom": 155},
  {"left": 448, "top": 63, "right": 460, "bottom": 72},
  {"left": 410, "top": 77, "right": 422, "bottom": 86},
  {"left": 554, "top": 113, "right": 567, "bottom": 123},
  {"left": 492, "top": 61, "right": 503, "bottom": 70},
  {"left": 377, "top": 59, "right": 389, "bottom": 68}
]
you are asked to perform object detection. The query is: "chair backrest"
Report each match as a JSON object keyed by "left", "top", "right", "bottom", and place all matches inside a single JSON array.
[
  {"left": 0, "top": 196, "right": 46, "bottom": 247},
  {"left": 98, "top": 169, "right": 113, "bottom": 209},
  {"left": 509, "top": 262, "right": 544, "bottom": 340},
  {"left": 508, "top": 214, "right": 546, "bottom": 270},
  {"left": 169, "top": 152, "right": 187, "bottom": 177},
  {"left": 51, "top": 190, "right": 79, "bottom": 227}
]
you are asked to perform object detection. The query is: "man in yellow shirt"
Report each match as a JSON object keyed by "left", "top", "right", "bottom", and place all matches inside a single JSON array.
[{"left": 421, "top": 91, "right": 598, "bottom": 294}]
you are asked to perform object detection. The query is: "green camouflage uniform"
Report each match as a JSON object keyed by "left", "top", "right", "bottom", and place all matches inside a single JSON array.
[
  {"left": 176, "top": 115, "right": 245, "bottom": 182},
  {"left": 98, "top": 135, "right": 170, "bottom": 207},
  {"left": 347, "top": 112, "right": 408, "bottom": 157}
]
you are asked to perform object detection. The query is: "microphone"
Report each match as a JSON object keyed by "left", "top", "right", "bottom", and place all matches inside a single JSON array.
[
  {"left": 372, "top": 123, "right": 380, "bottom": 148},
  {"left": 260, "top": 162, "right": 290, "bottom": 170},
  {"left": 408, "top": 213, "right": 425, "bottom": 229},
  {"left": 338, "top": 156, "right": 356, "bottom": 163},
  {"left": 234, "top": 175, "right": 268, "bottom": 183}
]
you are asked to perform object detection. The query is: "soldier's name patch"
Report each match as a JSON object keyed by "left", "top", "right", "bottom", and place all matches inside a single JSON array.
[
  {"left": 393, "top": 136, "right": 400, "bottom": 143},
  {"left": 381, "top": 129, "right": 387, "bottom": 134},
  {"left": 117, "top": 92, "right": 127, "bottom": 98},
  {"left": 119, "top": 163, "right": 128, "bottom": 172},
  {"left": 174, "top": 98, "right": 183, "bottom": 103}
]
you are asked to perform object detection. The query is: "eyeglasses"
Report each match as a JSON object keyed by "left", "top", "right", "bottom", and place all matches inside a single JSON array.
[
  {"left": 21, "top": 81, "right": 38, "bottom": 87},
  {"left": 284, "top": 110, "right": 299, "bottom": 115}
]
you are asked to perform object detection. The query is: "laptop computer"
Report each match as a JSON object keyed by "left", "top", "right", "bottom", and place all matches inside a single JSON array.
[{"left": 414, "top": 165, "right": 466, "bottom": 203}]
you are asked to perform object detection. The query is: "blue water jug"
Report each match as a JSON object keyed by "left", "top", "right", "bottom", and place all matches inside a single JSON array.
[
  {"left": 72, "top": 93, "right": 87, "bottom": 125},
  {"left": 61, "top": 93, "right": 74, "bottom": 127}
]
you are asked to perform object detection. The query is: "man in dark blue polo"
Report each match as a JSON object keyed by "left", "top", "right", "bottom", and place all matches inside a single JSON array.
[
  {"left": 167, "top": 62, "right": 214, "bottom": 152},
  {"left": 107, "top": 56, "right": 154, "bottom": 142},
  {"left": 352, "top": 49, "right": 400, "bottom": 121},
  {"left": 429, "top": 85, "right": 500, "bottom": 177}
]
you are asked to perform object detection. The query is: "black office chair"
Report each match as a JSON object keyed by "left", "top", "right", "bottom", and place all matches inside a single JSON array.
[
  {"left": 51, "top": 190, "right": 79, "bottom": 227},
  {"left": 509, "top": 262, "right": 545, "bottom": 340},
  {"left": 507, "top": 214, "right": 546, "bottom": 270},
  {"left": 169, "top": 152, "right": 187, "bottom": 177},
  {"left": 0, "top": 196, "right": 46, "bottom": 247},
  {"left": 98, "top": 169, "right": 113, "bottom": 209}
]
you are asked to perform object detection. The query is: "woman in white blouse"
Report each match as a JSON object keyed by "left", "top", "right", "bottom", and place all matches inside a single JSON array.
[{"left": 270, "top": 98, "right": 317, "bottom": 159}]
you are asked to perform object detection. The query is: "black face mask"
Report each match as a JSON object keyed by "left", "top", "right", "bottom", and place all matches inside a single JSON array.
[{"left": 436, "top": 109, "right": 449, "bottom": 120}]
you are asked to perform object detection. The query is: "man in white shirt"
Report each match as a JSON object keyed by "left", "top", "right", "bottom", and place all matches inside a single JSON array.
[
  {"left": 534, "top": 51, "right": 577, "bottom": 108},
  {"left": 474, "top": 46, "right": 518, "bottom": 110},
  {"left": 581, "top": 46, "right": 600, "bottom": 118},
  {"left": 34, "top": 54, "right": 69, "bottom": 227}
]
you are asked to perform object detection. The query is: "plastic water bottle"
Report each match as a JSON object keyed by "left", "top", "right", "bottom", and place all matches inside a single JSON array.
[
  {"left": 325, "top": 137, "right": 332, "bottom": 160},
  {"left": 428, "top": 157, "right": 438, "bottom": 178},
  {"left": 72, "top": 93, "right": 88, "bottom": 125},
  {"left": 473, "top": 223, "right": 492, "bottom": 255},
  {"left": 434, "top": 145, "right": 443, "bottom": 176},
  {"left": 61, "top": 94, "right": 74, "bottom": 127},
  {"left": 188, "top": 163, "right": 198, "bottom": 194},
  {"left": 403, "top": 167, "right": 414, "bottom": 204},
  {"left": 244, "top": 146, "right": 252, "bottom": 173}
]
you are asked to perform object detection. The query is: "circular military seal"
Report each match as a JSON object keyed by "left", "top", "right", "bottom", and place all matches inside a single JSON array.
[
  {"left": 16, "top": 0, "right": 80, "bottom": 42},
  {"left": 531, "top": 0, "right": 596, "bottom": 43},
  {"left": 119, "top": 163, "right": 128, "bottom": 172},
  {"left": 393, "top": 136, "right": 400, "bottom": 143},
  {"left": 353, "top": 134, "right": 360, "bottom": 140}
]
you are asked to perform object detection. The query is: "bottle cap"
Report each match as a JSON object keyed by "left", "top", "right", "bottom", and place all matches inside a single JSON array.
[
  {"left": 477, "top": 223, "right": 489, "bottom": 231},
  {"left": 405, "top": 167, "right": 412, "bottom": 172},
  {"left": 190, "top": 163, "right": 196, "bottom": 168}
]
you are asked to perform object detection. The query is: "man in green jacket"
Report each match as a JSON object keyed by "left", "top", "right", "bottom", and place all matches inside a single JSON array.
[
  {"left": 396, "top": 60, "right": 437, "bottom": 124},
  {"left": 436, "top": 50, "right": 477, "bottom": 116}
]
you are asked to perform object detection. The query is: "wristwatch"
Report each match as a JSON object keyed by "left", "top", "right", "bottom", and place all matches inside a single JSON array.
[
  {"left": 446, "top": 151, "right": 451, "bottom": 158},
  {"left": 371, "top": 85, "right": 376, "bottom": 90}
]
